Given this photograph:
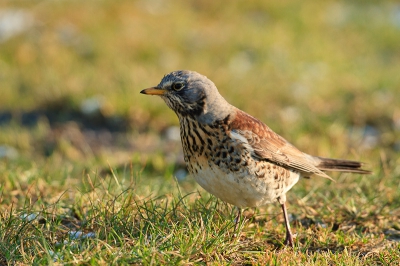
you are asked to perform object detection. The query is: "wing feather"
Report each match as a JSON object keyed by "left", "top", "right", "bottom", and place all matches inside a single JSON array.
[{"left": 227, "top": 109, "right": 332, "bottom": 179}]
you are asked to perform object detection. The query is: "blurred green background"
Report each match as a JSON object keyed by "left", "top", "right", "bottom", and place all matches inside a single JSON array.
[{"left": 0, "top": 0, "right": 399, "bottom": 178}]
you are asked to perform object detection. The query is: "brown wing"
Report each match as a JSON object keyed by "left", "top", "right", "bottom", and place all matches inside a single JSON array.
[{"left": 227, "top": 109, "right": 332, "bottom": 179}]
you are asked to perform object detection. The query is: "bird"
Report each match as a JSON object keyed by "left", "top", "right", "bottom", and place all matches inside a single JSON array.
[{"left": 140, "top": 70, "right": 371, "bottom": 247}]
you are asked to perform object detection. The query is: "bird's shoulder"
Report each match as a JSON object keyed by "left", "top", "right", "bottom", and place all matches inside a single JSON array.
[{"left": 225, "top": 108, "right": 299, "bottom": 155}]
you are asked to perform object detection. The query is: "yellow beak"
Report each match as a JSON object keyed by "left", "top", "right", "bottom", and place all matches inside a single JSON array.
[{"left": 140, "top": 87, "right": 167, "bottom": 95}]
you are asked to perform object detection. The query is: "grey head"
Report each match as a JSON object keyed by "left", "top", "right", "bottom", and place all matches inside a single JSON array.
[{"left": 141, "top": 70, "right": 233, "bottom": 124}]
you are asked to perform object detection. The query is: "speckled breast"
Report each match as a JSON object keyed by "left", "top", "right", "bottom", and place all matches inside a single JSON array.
[{"left": 178, "top": 116, "right": 300, "bottom": 208}]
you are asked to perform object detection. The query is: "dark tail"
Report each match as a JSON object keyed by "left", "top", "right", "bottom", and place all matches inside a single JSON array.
[{"left": 314, "top": 156, "right": 372, "bottom": 174}]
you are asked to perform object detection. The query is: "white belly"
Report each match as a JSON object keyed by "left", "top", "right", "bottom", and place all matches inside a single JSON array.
[{"left": 190, "top": 158, "right": 300, "bottom": 208}]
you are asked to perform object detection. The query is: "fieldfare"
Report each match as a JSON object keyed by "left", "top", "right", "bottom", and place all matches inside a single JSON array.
[{"left": 141, "top": 70, "right": 371, "bottom": 247}]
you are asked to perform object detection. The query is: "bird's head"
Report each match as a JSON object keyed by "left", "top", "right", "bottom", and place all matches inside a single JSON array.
[{"left": 141, "top": 70, "right": 233, "bottom": 124}]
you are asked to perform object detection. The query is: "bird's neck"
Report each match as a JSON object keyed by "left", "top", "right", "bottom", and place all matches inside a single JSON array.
[{"left": 195, "top": 95, "right": 234, "bottom": 125}]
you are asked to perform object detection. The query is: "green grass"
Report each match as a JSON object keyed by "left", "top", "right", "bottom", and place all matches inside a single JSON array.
[
  {"left": 0, "top": 0, "right": 400, "bottom": 264},
  {"left": 0, "top": 161, "right": 399, "bottom": 264}
]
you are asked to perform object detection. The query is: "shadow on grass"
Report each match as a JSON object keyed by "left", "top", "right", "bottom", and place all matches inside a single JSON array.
[{"left": 0, "top": 96, "right": 131, "bottom": 132}]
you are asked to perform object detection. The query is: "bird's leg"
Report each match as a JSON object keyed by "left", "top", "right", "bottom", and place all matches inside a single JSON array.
[
  {"left": 232, "top": 207, "right": 242, "bottom": 240},
  {"left": 233, "top": 207, "right": 242, "bottom": 232},
  {"left": 280, "top": 202, "right": 294, "bottom": 247}
]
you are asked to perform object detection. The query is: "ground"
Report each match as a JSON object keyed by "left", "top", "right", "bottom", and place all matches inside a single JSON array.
[{"left": 0, "top": 0, "right": 399, "bottom": 265}]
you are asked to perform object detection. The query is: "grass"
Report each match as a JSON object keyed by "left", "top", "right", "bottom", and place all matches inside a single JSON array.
[
  {"left": 0, "top": 162, "right": 398, "bottom": 265},
  {"left": 0, "top": 0, "right": 400, "bottom": 264}
]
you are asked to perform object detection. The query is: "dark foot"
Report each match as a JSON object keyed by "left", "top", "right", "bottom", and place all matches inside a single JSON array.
[
  {"left": 233, "top": 207, "right": 241, "bottom": 231},
  {"left": 284, "top": 232, "right": 294, "bottom": 247},
  {"left": 232, "top": 207, "right": 242, "bottom": 239}
]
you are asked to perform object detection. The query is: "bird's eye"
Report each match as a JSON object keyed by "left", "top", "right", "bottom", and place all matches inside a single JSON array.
[{"left": 172, "top": 82, "right": 184, "bottom": 91}]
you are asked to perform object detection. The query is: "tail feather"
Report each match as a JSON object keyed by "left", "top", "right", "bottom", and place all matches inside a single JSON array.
[{"left": 314, "top": 156, "right": 372, "bottom": 175}]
